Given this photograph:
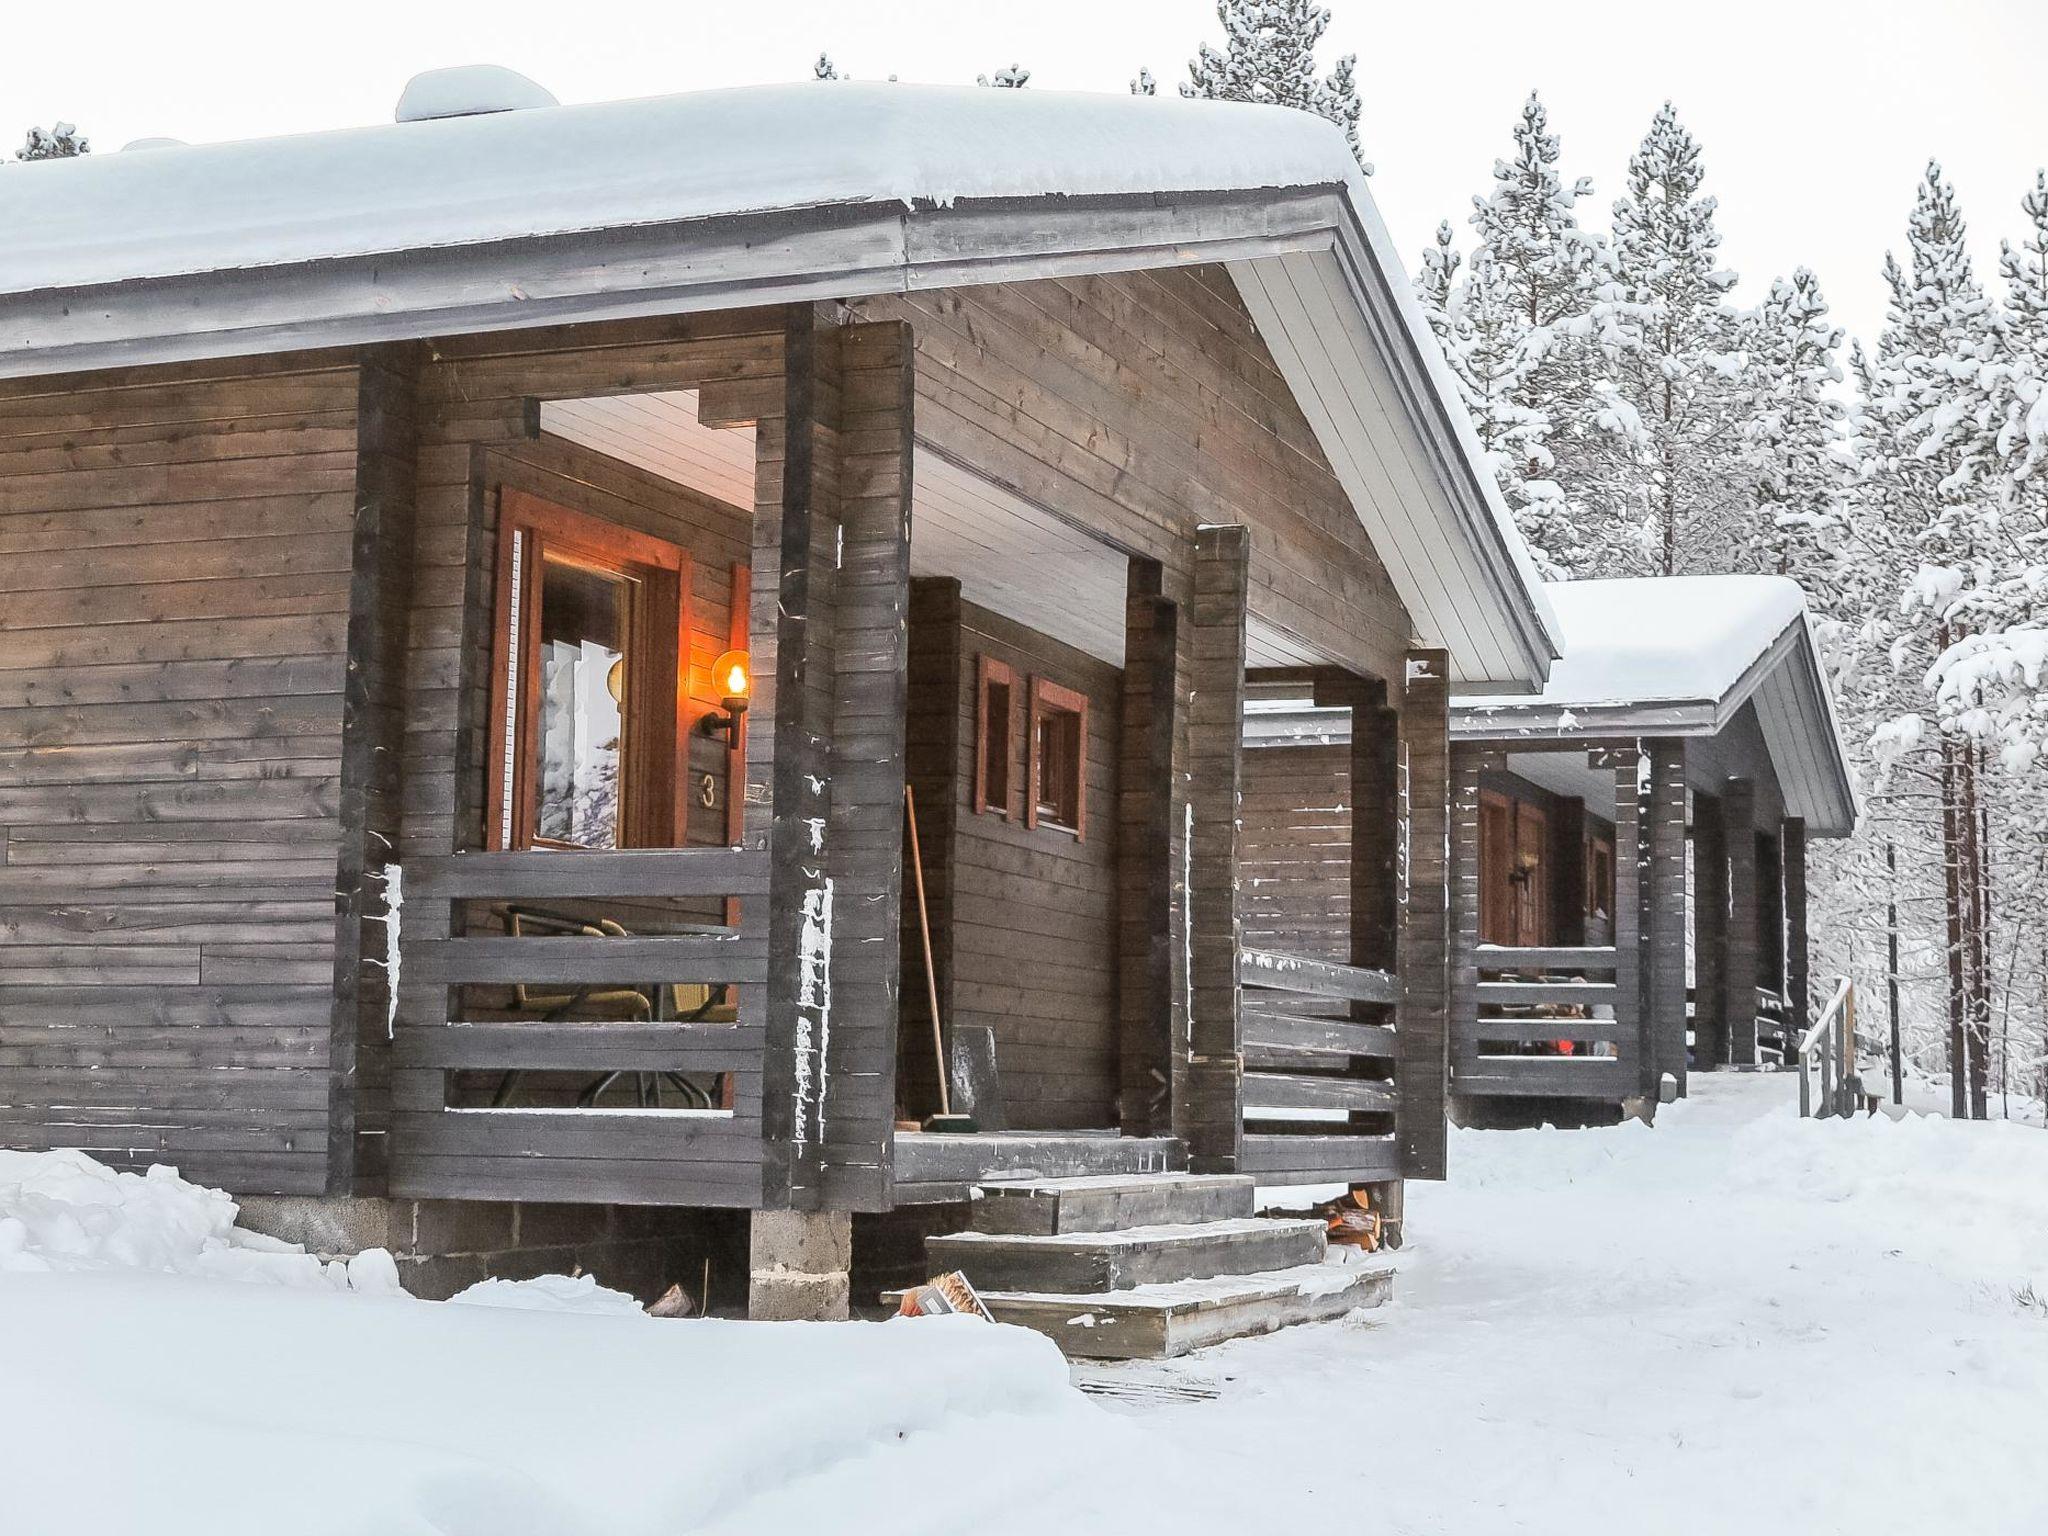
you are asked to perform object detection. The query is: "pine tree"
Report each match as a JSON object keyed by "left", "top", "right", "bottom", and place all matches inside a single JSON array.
[
  {"left": 1131, "top": 68, "right": 1158, "bottom": 97},
  {"left": 1181, "top": 0, "right": 1369, "bottom": 171},
  {"left": 1741, "top": 268, "right": 1849, "bottom": 589},
  {"left": 1461, "top": 91, "right": 1638, "bottom": 573},
  {"left": 1606, "top": 103, "right": 1746, "bottom": 575},
  {"left": 813, "top": 54, "right": 840, "bottom": 81},
  {"left": 1414, "top": 222, "right": 1572, "bottom": 573},
  {"left": 16, "top": 122, "right": 87, "bottom": 160},
  {"left": 977, "top": 65, "right": 1031, "bottom": 89}
]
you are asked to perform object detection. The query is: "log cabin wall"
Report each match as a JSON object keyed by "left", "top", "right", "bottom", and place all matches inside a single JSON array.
[
  {"left": 1239, "top": 743, "right": 1352, "bottom": 963},
  {"left": 0, "top": 351, "right": 368, "bottom": 1195},
  {"left": 900, "top": 593, "right": 1123, "bottom": 1130}
]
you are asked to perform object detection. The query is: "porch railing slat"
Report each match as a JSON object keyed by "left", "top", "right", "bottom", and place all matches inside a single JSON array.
[
  {"left": 408, "top": 847, "right": 769, "bottom": 900},
  {"left": 1239, "top": 947, "right": 1399, "bottom": 1005}
]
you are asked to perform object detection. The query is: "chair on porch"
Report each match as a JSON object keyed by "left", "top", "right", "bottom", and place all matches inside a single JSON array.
[{"left": 487, "top": 904, "right": 736, "bottom": 1110}]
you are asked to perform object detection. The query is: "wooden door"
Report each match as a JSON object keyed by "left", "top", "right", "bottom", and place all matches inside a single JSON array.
[{"left": 1513, "top": 802, "right": 1549, "bottom": 947}]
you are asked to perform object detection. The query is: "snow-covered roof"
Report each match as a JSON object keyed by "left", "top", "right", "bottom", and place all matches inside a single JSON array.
[
  {"left": 1452, "top": 575, "right": 1856, "bottom": 834},
  {"left": 0, "top": 79, "right": 1558, "bottom": 690},
  {"left": 1477, "top": 576, "right": 1807, "bottom": 712},
  {"left": 0, "top": 83, "right": 1361, "bottom": 296}
]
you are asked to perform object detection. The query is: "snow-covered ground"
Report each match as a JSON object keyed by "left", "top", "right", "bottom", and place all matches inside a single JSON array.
[{"left": 4, "top": 1074, "right": 2045, "bottom": 1534}]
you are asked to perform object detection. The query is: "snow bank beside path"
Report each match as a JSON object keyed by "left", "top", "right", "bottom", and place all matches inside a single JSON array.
[{"left": 0, "top": 1148, "right": 1304, "bottom": 1535}]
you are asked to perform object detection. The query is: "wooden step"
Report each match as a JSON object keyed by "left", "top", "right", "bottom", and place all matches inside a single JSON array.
[
  {"left": 892, "top": 1133, "right": 1186, "bottom": 1192},
  {"left": 907, "top": 1257, "right": 1395, "bottom": 1360},
  {"left": 926, "top": 1217, "right": 1326, "bottom": 1294},
  {"left": 969, "top": 1174, "right": 1255, "bottom": 1236}
]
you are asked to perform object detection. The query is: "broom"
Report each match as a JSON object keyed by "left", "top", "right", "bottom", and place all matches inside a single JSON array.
[{"left": 905, "top": 783, "right": 976, "bottom": 1132}]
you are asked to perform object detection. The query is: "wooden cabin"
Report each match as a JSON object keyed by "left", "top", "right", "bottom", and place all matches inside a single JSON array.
[
  {"left": 0, "top": 78, "right": 1559, "bottom": 1323},
  {"left": 1248, "top": 576, "right": 1856, "bottom": 1123}
]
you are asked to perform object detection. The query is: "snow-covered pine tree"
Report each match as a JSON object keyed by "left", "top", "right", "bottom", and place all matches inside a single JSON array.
[
  {"left": 1461, "top": 91, "right": 1638, "bottom": 574},
  {"left": 1741, "top": 268, "right": 1850, "bottom": 596},
  {"left": 1869, "top": 162, "right": 2006, "bottom": 1118},
  {"left": 977, "top": 65, "right": 1031, "bottom": 89},
  {"left": 16, "top": 122, "right": 87, "bottom": 159},
  {"left": 814, "top": 53, "right": 840, "bottom": 81},
  {"left": 1606, "top": 103, "right": 1746, "bottom": 575},
  {"left": 1180, "top": 0, "right": 1368, "bottom": 171},
  {"left": 1414, "top": 221, "right": 1573, "bottom": 574},
  {"left": 1131, "top": 68, "right": 1158, "bottom": 96}
]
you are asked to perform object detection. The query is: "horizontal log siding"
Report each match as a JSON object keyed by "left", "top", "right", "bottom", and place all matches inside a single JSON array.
[
  {"left": 856, "top": 265, "right": 1413, "bottom": 685},
  {"left": 937, "top": 600, "right": 1122, "bottom": 1131},
  {"left": 0, "top": 351, "right": 365, "bottom": 1193},
  {"left": 1239, "top": 744, "right": 1351, "bottom": 962}
]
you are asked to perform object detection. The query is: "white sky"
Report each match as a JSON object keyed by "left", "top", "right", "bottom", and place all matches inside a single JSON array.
[{"left": 6, "top": 0, "right": 2045, "bottom": 349}]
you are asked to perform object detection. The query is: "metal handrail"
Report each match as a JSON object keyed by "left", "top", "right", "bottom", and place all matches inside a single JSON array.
[{"left": 1797, "top": 978, "right": 1862, "bottom": 1118}]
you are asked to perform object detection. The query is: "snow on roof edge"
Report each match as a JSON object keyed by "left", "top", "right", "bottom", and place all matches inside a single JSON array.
[{"left": 0, "top": 82, "right": 1359, "bottom": 299}]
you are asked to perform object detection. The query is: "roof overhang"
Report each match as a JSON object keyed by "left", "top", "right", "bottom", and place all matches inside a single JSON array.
[
  {"left": 0, "top": 88, "right": 1558, "bottom": 692},
  {"left": 1450, "top": 613, "right": 1858, "bottom": 836}
]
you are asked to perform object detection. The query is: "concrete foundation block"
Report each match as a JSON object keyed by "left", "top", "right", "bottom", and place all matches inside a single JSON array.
[
  {"left": 748, "top": 1210, "right": 852, "bottom": 1321},
  {"left": 235, "top": 1195, "right": 395, "bottom": 1257}
]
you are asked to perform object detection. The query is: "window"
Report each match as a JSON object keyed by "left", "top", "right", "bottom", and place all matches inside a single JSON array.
[
  {"left": 975, "top": 655, "right": 1016, "bottom": 817},
  {"left": 1026, "top": 677, "right": 1088, "bottom": 839},
  {"left": 486, "top": 489, "right": 690, "bottom": 851},
  {"left": 1586, "top": 835, "right": 1615, "bottom": 921}
]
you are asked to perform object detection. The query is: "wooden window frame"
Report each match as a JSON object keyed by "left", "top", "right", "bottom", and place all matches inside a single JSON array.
[
  {"left": 974, "top": 655, "right": 1017, "bottom": 818},
  {"left": 1586, "top": 833, "right": 1615, "bottom": 919},
  {"left": 1025, "top": 676, "right": 1088, "bottom": 841},
  {"left": 485, "top": 488, "right": 692, "bottom": 852}
]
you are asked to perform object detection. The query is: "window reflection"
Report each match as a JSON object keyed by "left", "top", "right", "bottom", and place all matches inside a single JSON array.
[{"left": 537, "top": 558, "right": 629, "bottom": 849}]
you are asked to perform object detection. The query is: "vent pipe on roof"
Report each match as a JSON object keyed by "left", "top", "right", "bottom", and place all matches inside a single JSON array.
[{"left": 395, "top": 65, "right": 558, "bottom": 124}]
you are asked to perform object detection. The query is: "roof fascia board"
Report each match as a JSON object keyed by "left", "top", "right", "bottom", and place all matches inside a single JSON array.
[{"left": 0, "top": 187, "right": 1345, "bottom": 381}]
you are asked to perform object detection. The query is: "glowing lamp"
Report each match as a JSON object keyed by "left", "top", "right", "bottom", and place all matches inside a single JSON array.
[{"left": 703, "top": 649, "right": 751, "bottom": 742}]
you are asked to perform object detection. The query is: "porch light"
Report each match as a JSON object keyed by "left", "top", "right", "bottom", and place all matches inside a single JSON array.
[{"left": 702, "top": 649, "right": 751, "bottom": 742}]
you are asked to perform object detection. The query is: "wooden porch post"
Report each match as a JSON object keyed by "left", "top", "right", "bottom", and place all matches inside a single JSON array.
[
  {"left": 1644, "top": 739, "right": 1689, "bottom": 1099},
  {"left": 328, "top": 344, "right": 419, "bottom": 1196},
  {"left": 752, "top": 309, "right": 913, "bottom": 1212},
  {"left": 1446, "top": 742, "right": 1488, "bottom": 1096},
  {"left": 818, "top": 319, "right": 915, "bottom": 1210},
  {"left": 1397, "top": 649, "right": 1451, "bottom": 1178},
  {"left": 1609, "top": 749, "right": 1644, "bottom": 1092},
  {"left": 1692, "top": 790, "right": 1727, "bottom": 1068},
  {"left": 749, "top": 306, "right": 843, "bottom": 1210},
  {"left": 1722, "top": 777, "right": 1760, "bottom": 1066},
  {"left": 1182, "top": 525, "right": 1249, "bottom": 1173},
  {"left": 1785, "top": 818, "right": 1811, "bottom": 1047},
  {"left": 1118, "top": 558, "right": 1180, "bottom": 1136}
]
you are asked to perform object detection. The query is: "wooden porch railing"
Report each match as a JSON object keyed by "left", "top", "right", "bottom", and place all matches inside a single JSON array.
[
  {"left": 1238, "top": 948, "right": 1400, "bottom": 1182},
  {"left": 1797, "top": 978, "right": 1865, "bottom": 1119},
  {"left": 1455, "top": 944, "right": 1631, "bottom": 1098},
  {"left": 390, "top": 847, "right": 773, "bottom": 1207}
]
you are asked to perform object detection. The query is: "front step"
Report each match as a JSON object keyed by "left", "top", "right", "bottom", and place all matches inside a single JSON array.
[
  {"left": 926, "top": 1216, "right": 1326, "bottom": 1294},
  {"left": 970, "top": 1174, "right": 1255, "bottom": 1236},
  {"left": 974, "top": 1256, "right": 1394, "bottom": 1360}
]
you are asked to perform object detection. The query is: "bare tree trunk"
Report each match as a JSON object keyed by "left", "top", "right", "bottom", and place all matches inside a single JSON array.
[
  {"left": 1939, "top": 728, "right": 1968, "bottom": 1121},
  {"left": 1962, "top": 747, "right": 1990, "bottom": 1120}
]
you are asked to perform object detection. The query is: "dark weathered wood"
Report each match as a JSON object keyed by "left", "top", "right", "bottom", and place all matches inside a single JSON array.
[
  {"left": 1240, "top": 948, "right": 1399, "bottom": 1005},
  {"left": 1474, "top": 979, "right": 1619, "bottom": 1005},
  {"left": 818, "top": 318, "right": 914, "bottom": 1211},
  {"left": 409, "top": 848, "right": 768, "bottom": 900},
  {"left": 1117, "top": 559, "right": 1178, "bottom": 1136},
  {"left": 326, "top": 345, "right": 419, "bottom": 1194},
  {"left": 1183, "top": 525, "right": 1249, "bottom": 1173},
  {"left": 1784, "top": 817, "right": 1810, "bottom": 1048},
  {"left": 1242, "top": 1010, "right": 1398, "bottom": 1059},
  {"left": 1609, "top": 750, "right": 1645, "bottom": 1092},
  {"left": 1241, "top": 1071, "right": 1397, "bottom": 1114},
  {"left": 1397, "top": 647, "right": 1451, "bottom": 1178},
  {"left": 1241, "top": 1133, "right": 1399, "bottom": 1180},
  {"left": 1473, "top": 944, "right": 1621, "bottom": 972},
  {"left": 1722, "top": 777, "right": 1760, "bottom": 1066},
  {"left": 1692, "top": 788, "right": 1728, "bottom": 1068},
  {"left": 1551, "top": 795, "right": 1587, "bottom": 948},
  {"left": 1447, "top": 743, "right": 1487, "bottom": 1086},
  {"left": 1644, "top": 739, "right": 1689, "bottom": 1098}
]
